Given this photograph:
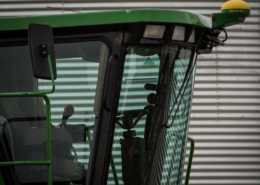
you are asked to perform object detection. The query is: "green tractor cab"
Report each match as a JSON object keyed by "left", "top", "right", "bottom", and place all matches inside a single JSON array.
[{"left": 0, "top": 1, "right": 250, "bottom": 185}]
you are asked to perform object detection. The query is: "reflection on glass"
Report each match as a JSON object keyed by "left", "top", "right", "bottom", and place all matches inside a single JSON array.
[
  {"left": 109, "top": 44, "right": 195, "bottom": 185},
  {"left": 0, "top": 41, "right": 109, "bottom": 184}
]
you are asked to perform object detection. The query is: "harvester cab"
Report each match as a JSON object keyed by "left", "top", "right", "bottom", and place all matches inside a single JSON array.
[{"left": 0, "top": 0, "right": 250, "bottom": 185}]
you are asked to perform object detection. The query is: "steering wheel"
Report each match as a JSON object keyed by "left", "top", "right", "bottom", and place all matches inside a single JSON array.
[{"left": 116, "top": 109, "right": 149, "bottom": 130}]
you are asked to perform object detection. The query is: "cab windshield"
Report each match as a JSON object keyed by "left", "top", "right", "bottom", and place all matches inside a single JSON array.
[{"left": 110, "top": 44, "right": 196, "bottom": 185}]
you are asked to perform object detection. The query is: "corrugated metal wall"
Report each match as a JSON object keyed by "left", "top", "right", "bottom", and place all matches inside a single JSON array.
[{"left": 1, "top": 0, "right": 259, "bottom": 184}]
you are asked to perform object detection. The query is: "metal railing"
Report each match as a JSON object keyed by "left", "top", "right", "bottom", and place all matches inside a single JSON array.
[
  {"left": 185, "top": 137, "right": 195, "bottom": 185},
  {"left": 0, "top": 54, "right": 55, "bottom": 185},
  {"left": 86, "top": 127, "right": 195, "bottom": 185},
  {"left": 86, "top": 126, "right": 119, "bottom": 185}
]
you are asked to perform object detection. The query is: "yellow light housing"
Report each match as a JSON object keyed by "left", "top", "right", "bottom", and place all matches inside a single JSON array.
[
  {"left": 221, "top": 0, "right": 250, "bottom": 17},
  {"left": 213, "top": 0, "right": 250, "bottom": 28},
  {"left": 221, "top": 0, "right": 250, "bottom": 10}
]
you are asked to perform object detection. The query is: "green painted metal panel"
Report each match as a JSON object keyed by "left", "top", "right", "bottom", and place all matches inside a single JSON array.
[
  {"left": 0, "top": 9, "right": 212, "bottom": 31},
  {"left": 212, "top": 11, "right": 249, "bottom": 28}
]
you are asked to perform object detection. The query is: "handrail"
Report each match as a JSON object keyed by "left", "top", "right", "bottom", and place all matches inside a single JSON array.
[
  {"left": 185, "top": 136, "right": 195, "bottom": 185},
  {"left": 110, "top": 155, "right": 119, "bottom": 185},
  {"left": 86, "top": 126, "right": 119, "bottom": 185},
  {"left": 0, "top": 54, "right": 55, "bottom": 185},
  {"left": 86, "top": 127, "right": 194, "bottom": 185}
]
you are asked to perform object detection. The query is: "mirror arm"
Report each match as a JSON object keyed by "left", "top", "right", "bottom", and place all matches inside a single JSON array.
[{"left": 46, "top": 54, "right": 56, "bottom": 94}]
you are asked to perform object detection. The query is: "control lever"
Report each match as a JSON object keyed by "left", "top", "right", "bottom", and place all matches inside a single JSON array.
[{"left": 59, "top": 104, "right": 74, "bottom": 129}]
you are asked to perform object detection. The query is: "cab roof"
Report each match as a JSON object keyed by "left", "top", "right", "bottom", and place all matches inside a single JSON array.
[{"left": 0, "top": 9, "right": 212, "bottom": 31}]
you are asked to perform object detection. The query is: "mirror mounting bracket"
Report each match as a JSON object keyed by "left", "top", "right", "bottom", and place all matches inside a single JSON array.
[{"left": 42, "top": 43, "right": 51, "bottom": 57}]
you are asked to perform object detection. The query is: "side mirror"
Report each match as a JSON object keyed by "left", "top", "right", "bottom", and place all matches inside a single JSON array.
[{"left": 28, "top": 23, "right": 57, "bottom": 80}]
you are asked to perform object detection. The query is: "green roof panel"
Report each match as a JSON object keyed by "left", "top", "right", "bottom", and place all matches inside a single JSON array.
[{"left": 0, "top": 9, "right": 212, "bottom": 31}]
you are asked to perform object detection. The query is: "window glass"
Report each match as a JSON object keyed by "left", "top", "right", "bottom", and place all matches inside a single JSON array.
[
  {"left": 0, "top": 41, "right": 109, "bottom": 184},
  {"left": 109, "top": 44, "right": 195, "bottom": 185}
]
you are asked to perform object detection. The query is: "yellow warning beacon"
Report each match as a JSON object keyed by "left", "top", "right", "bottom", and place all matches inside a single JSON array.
[{"left": 213, "top": 0, "right": 250, "bottom": 28}]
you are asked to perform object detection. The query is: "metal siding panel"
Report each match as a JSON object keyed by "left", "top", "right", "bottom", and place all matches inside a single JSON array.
[{"left": 1, "top": 1, "right": 259, "bottom": 184}]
